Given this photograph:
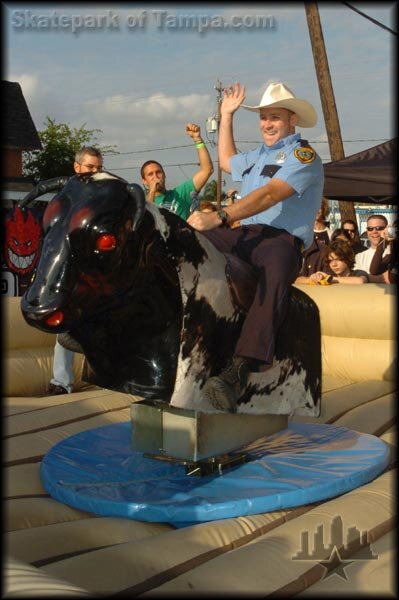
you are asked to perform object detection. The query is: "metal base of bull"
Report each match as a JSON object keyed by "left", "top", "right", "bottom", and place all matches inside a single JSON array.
[{"left": 131, "top": 399, "right": 288, "bottom": 470}]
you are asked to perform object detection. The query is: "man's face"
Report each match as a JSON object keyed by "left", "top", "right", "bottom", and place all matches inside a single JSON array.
[
  {"left": 141, "top": 163, "right": 166, "bottom": 193},
  {"left": 74, "top": 154, "right": 103, "bottom": 174},
  {"left": 366, "top": 217, "right": 387, "bottom": 248},
  {"left": 259, "top": 107, "right": 298, "bottom": 147}
]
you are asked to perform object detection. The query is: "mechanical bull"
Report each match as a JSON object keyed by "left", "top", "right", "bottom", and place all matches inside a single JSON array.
[{"left": 21, "top": 172, "right": 321, "bottom": 416}]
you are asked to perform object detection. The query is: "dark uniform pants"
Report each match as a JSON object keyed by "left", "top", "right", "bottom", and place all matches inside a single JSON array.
[{"left": 202, "top": 224, "right": 303, "bottom": 365}]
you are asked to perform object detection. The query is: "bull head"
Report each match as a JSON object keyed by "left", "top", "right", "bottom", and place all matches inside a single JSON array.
[{"left": 21, "top": 173, "right": 146, "bottom": 332}]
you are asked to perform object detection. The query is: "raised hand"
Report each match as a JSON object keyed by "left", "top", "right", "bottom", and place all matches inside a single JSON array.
[
  {"left": 220, "top": 82, "right": 246, "bottom": 115},
  {"left": 186, "top": 123, "right": 202, "bottom": 142}
]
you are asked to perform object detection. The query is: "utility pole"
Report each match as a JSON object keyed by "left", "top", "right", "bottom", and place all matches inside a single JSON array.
[
  {"left": 215, "top": 79, "right": 223, "bottom": 209},
  {"left": 305, "top": 2, "right": 357, "bottom": 224}
]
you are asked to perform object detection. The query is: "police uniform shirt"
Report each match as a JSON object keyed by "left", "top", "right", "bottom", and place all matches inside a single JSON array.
[{"left": 230, "top": 133, "right": 324, "bottom": 249}]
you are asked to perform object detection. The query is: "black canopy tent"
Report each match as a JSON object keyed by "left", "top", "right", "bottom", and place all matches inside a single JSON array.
[{"left": 323, "top": 138, "right": 397, "bottom": 204}]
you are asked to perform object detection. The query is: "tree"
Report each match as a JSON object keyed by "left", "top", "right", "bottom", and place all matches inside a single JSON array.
[
  {"left": 200, "top": 179, "right": 218, "bottom": 202},
  {"left": 23, "top": 117, "right": 117, "bottom": 182}
]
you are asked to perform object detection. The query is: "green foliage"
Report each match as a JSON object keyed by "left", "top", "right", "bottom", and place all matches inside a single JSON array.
[
  {"left": 200, "top": 179, "right": 218, "bottom": 202},
  {"left": 23, "top": 117, "right": 117, "bottom": 181}
]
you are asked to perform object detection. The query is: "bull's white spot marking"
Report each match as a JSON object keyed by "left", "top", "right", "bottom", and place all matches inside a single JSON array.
[
  {"left": 91, "top": 172, "right": 122, "bottom": 182},
  {"left": 145, "top": 203, "right": 170, "bottom": 240}
]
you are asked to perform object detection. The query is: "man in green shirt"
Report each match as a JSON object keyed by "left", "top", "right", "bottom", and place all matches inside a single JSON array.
[{"left": 141, "top": 123, "right": 213, "bottom": 220}]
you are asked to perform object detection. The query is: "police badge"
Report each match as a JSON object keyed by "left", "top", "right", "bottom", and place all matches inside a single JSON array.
[
  {"left": 275, "top": 151, "right": 286, "bottom": 164},
  {"left": 294, "top": 147, "right": 316, "bottom": 163}
]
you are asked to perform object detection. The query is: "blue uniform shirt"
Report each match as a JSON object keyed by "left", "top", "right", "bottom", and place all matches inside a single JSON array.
[{"left": 230, "top": 133, "right": 324, "bottom": 249}]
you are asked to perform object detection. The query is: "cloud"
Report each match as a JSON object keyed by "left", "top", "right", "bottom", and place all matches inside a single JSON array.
[
  {"left": 8, "top": 73, "right": 39, "bottom": 102},
  {"left": 89, "top": 91, "right": 212, "bottom": 153},
  {"left": 95, "top": 91, "right": 211, "bottom": 118}
]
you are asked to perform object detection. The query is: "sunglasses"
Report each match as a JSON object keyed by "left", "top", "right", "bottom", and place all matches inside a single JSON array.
[
  {"left": 366, "top": 226, "right": 385, "bottom": 232},
  {"left": 78, "top": 163, "right": 103, "bottom": 171},
  {"left": 343, "top": 228, "right": 355, "bottom": 233}
]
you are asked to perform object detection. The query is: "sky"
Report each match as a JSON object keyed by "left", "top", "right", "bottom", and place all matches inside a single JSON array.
[{"left": 3, "top": 1, "right": 396, "bottom": 190}]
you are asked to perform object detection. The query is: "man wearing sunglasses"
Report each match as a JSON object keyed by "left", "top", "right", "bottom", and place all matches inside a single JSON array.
[{"left": 354, "top": 214, "right": 390, "bottom": 273}]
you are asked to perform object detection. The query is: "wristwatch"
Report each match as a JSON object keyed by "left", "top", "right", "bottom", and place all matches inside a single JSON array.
[{"left": 217, "top": 209, "right": 229, "bottom": 226}]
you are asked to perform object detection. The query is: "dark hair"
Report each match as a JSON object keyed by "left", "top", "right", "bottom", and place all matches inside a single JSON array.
[
  {"left": 342, "top": 218, "right": 362, "bottom": 245},
  {"left": 328, "top": 239, "right": 355, "bottom": 270},
  {"left": 367, "top": 214, "right": 388, "bottom": 226},
  {"left": 331, "top": 228, "right": 352, "bottom": 243},
  {"left": 140, "top": 160, "right": 164, "bottom": 179},
  {"left": 342, "top": 218, "right": 358, "bottom": 230}
]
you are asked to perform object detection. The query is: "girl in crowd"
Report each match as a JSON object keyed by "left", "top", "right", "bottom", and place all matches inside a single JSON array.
[
  {"left": 330, "top": 228, "right": 352, "bottom": 243},
  {"left": 342, "top": 218, "right": 367, "bottom": 254},
  {"left": 296, "top": 240, "right": 369, "bottom": 285}
]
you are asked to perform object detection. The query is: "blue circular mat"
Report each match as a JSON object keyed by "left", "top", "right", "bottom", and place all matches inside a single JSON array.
[{"left": 40, "top": 421, "right": 389, "bottom": 524}]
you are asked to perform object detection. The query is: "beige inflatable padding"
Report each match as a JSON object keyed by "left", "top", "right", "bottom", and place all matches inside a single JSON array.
[
  {"left": 3, "top": 350, "right": 87, "bottom": 397},
  {"left": 3, "top": 296, "right": 93, "bottom": 396},
  {"left": 35, "top": 470, "right": 394, "bottom": 595},
  {"left": 292, "top": 380, "right": 396, "bottom": 425},
  {"left": 4, "top": 498, "right": 93, "bottom": 534},
  {"left": 6, "top": 518, "right": 172, "bottom": 566},
  {"left": 3, "top": 388, "right": 127, "bottom": 417},
  {"left": 333, "top": 394, "right": 395, "bottom": 435},
  {"left": 294, "top": 283, "right": 395, "bottom": 340},
  {"left": 4, "top": 296, "right": 56, "bottom": 350},
  {"left": 129, "top": 471, "right": 394, "bottom": 597},
  {"left": 296, "top": 529, "right": 396, "bottom": 596},
  {"left": 4, "top": 407, "right": 131, "bottom": 465},
  {"left": 294, "top": 284, "right": 396, "bottom": 382},
  {"left": 3, "top": 557, "right": 94, "bottom": 597},
  {"left": 4, "top": 392, "right": 132, "bottom": 438}
]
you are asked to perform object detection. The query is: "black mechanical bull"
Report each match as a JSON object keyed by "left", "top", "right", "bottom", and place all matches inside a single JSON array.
[{"left": 21, "top": 173, "right": 321, "bottom": 416}]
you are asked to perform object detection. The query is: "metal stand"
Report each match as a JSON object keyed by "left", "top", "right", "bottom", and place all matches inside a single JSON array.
[{"left": 131, "top": 399, "right": 288, "bottom": 474}]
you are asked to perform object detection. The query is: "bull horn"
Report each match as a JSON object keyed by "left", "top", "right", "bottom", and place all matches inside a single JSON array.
[
  {"left": 19, "top": 176, "right": 70, "bottom": 208},
  {"left": 126, "top": 183, "right": 146, "bottom": 231}
]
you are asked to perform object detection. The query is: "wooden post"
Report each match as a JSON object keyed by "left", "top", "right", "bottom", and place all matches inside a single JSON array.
[
  {"left": 215, "top": 79, "right": 223, "bottom": 209},
  {"left": 305, "top": 2, "right": 357, "bottom": 224}
]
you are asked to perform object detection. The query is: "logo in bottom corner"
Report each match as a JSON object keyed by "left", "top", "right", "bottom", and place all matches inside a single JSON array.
[{"left": 292, "top": 515, "right": 378, "bottom": 580}]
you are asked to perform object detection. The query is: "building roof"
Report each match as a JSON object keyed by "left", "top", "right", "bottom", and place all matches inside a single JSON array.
[{"left": 2, "top": 81, "right": 42, "bottom": 150}]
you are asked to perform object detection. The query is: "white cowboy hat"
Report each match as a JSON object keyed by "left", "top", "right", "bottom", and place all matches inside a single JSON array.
[{"left": 241, "top": 82, "right": 317, "bottom": 128}]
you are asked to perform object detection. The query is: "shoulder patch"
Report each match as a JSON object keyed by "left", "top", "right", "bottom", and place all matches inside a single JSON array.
[{"left": 294, "top": 147, "right": 316, "bottom": 164}]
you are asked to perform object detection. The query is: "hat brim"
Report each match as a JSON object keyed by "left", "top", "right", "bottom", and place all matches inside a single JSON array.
[{"left": 241, "top": 98, "right": 317, "bottom": 128}]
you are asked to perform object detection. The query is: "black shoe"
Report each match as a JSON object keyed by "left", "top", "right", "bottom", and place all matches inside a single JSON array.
[
  {"left": 203, "top": 357, "right": 253, "bottom": 413},
  {"left": 46, "top": 383, "right": 70, "bottom": 396}
]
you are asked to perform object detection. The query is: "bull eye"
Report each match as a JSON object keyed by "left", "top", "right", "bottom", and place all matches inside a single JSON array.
[
  {"left": 46, "top": 310, "right": 64, "bottom": 327},
  {"left": 96, "top": 234, "right": 117, "bottom": 251}
]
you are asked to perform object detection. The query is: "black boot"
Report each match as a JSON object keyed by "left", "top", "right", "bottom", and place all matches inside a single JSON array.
[{"left": 203, "top": 356, "right": 254, "bottom": 413}]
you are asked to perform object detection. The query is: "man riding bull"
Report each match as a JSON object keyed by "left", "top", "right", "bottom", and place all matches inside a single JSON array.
[{"left": 187, "top": 81, "right": 324, "bottom": 412}]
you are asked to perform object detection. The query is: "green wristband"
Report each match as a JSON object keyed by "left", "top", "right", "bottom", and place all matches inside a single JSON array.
[{"left": 195, "top": 142, "right": 205, "bottom": 149}]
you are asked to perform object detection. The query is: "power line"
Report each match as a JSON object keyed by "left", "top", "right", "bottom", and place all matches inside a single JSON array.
[
  {"left": 105, "top": 138, "right": 390, "bottom": 157},
  {"left": 107, "top": 155, "right": 344, "bottom": 173},
  {"left": 341, "top": 2, "right": 397, "bottom": 35},
  {"left": 107, "top": 144, "right": 193, "bottom": 156},
  {"left": 109, "top": 162, "right": 200, "bottom": 172}
]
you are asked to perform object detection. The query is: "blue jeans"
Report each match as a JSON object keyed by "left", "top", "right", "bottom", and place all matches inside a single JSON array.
[{"left": 50, "top": 338, "right": 74, "bottom": 392}]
